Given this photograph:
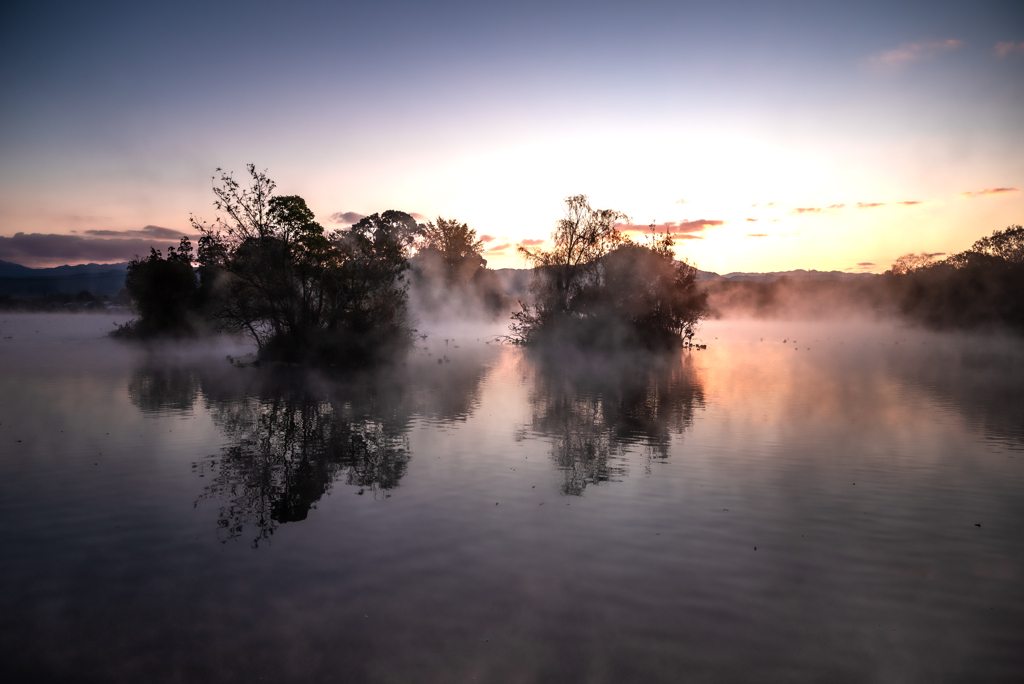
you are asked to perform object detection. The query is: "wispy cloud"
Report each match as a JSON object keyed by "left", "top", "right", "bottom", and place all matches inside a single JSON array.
[
  {"left": 746, "top": 233, "right": 769, "bottom": 238},
  {"left": 519, "top": 238, "right": 545, "bottom": 246},
  {"left": 749, "top": 202, "right": 777, "bottom": 208},
  {"left": 675, "top": 198, "right": 689, "bottom": 205},
  {"left": 958, "top": 187, "right": 1020, "bottom": 198},
  {"left": 869, "top": 39, "right": 962, "bottom": 67},
  {"left": 857, "top": 262, "right": 875, "bottom": 267},
  {"left": 618, "top": 219, "right": 724, "bottom": 238},
  {"left": 479, "top": 234, "right": 497, "bottom": 243},
  {"left": 791, "top": 204, "right": 845, "bottom": 215},
  {"left": 488, "top": 242, "right": 511, "bottom": 251},
  {"left": 745, "top": 218, "right": 758, "bottom": 222},
  {"left": 856, "top": 200, "right": 921, "bottom": 208},
  {"left": 995, "top": 41, "right": 1024, "bottom": 58}
]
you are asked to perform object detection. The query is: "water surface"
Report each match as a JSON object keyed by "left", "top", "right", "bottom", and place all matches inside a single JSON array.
[{"left": 1, "top": 314, "right": 1022, "bottom": 682}]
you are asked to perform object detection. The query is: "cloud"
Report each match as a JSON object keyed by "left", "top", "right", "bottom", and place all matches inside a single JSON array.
[
  {"left": 83, "top": 225, "right": 189, "bottom": 239},
  {"left": 479, "top": 234, "right": 497, "bottom": 243},
  {"left": 745, "top": 218, "right": 758, "bottom": 222},
  {"left": 958, "top": 187, "right": 1020, "bottom": 198},
  {"left": 329, "top": 210, "right": 426, "bottom": 224},
  {"left": 488, "top": 243, "right": 511, "bottom": 251},
  {"left": 995, "top": 41, "right": 1024, "bottom": 58},
  {"left": 0, "top": 232, "right": 184, "bottom": 268},
  {"left": 618, "top": 219, "right": 724, "bottom": 237},
  {"left": 749, "top": 202, "right": 778, "bottom": 208},
  {"left": 856, "top": 201, "right": 921, "bottom": 208},
  {"left": 791, "top": 204, "right": 844, "bottom": 215},
  {"left": 857, "top": 262, "right": 875, "bottom": 267},
  {"left": 675, "top": 199, "right": 689, "bottom": 204},
  {"left": 746, "top": 233, "right": 769, "bottom": 238},
  {"left": 869, "top": 39, "right": 962, "bottom": 67},
  {"left": 519, "top": 238, "right": 545, "bottom": 246},
  {"left": 329, "top": 211, "right": 366, "bottom": 225}
]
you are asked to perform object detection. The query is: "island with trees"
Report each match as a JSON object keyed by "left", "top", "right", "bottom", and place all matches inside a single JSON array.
[
  {"left": 509, "top": 194, "right": 709, "bottom": 349},
  {"left": 115, "top": 167, "right": 713, "bottom": 364}
]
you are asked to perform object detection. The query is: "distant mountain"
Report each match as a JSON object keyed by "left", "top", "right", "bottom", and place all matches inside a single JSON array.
[
  {"left": 0, "top": 260, "right": 130, "bottom": 297},
  {"left": 698, "top": 269, "right": 879, "bottom": 283},
  {"left": 0, "top": 260, "right": 129, "bottom": 278}
]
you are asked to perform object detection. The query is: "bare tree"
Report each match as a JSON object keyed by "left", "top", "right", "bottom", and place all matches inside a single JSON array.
[{"left": 517, "top": 194, "right": 627, "bottom": 314}]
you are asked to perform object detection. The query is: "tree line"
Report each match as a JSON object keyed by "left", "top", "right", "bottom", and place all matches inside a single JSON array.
[{"left": 886, "top": 224, "right": 1024, "bottom": 330}]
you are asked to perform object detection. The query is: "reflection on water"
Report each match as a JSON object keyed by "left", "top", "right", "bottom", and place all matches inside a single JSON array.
[
  {"left": 128, "top": 365, "right": 202, "bottom": 413},
  {"left": 127, "top": 355, "right": 497, "bottom": 545},
  {"left": 197, "top": 385, "right": 409, "bottom": 546},
  {"left": 523, "top": 352, "right": 704, "bottom": 494},
  {"left": 1, "top": 314, "right": 1023, "bottom": 683}
]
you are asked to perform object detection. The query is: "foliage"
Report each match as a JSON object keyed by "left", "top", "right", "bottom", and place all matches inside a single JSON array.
[
  {"left": 408, "top": 216, "right": 508, "bottom": 318},
  {"left": 510, "top": 196, "right": 709, "bottom": 348},
  {"left": 517, "top": 194, "right": 626, "bottom": 315},
  {"left": 417, "top": 216, "right": 486, "bottom": 284},
  {"left": 888, "top": 252, "right": 937, "bottom": 275},
  {"left": 115, "top": 236, "right": 200, "bottom": 337},
  {"left": 192, "top": 165, "right": 416, "bottom": 363},
  {"left": 887, "top": 225, "right": 1024, "bottom": 330}
]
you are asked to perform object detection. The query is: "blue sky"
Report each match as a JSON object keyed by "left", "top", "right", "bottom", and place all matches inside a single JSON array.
[{"left": 1, "top": 0, "right": 1021, "bottom": 270}]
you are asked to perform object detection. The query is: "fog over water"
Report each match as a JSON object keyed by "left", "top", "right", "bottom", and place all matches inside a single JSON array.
[{"left": 1, "top": 314, "right": 1022, "bottom": 682}]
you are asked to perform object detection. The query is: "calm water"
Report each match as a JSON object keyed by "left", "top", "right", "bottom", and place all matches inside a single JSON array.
[{"left": 1, "top": 314, "right": 1022, "bottom": 683}]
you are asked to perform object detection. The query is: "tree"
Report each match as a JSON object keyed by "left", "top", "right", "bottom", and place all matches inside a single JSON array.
[
  {"left": 887, "top": 252, "right": 937, "bottom": 275},
  {"left": 969, "top": 224, "right": 1024, "bottom": 264},
  {"left": 510, "top": 197, "right": 709, "bottom": 348},
  {"left": 417, "top": 217, "right": 486, "bottom": 284},
  {"left": 598, "top": 233, "right": 708, "bottom": 346},
  {"left": 118, "top": 236, "right": 200, "bottom": 336},
  {"left": 191, "top": 165, "right": 416, "bottom": 363},
  {"left": 518, "top": 194, "right": 626, "bottom": 315},
  {"left": 887, "top": 225, "right": 1024, "bottom": 330}
]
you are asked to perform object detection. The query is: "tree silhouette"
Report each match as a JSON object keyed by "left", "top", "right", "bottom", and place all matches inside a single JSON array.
[
  {"left": 191, "top": 166, "right": 415, "bottom": 363},
  {"left": 511, "top": 197, "right": 708, "bottom": 348},
  {"left": 117, "top": 236, "right": 200, "bottom": 336}
]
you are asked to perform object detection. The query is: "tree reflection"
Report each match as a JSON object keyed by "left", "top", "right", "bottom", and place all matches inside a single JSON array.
[
  {"left": 197, "top": 384, "right": 410, "bottom": 545},
  {"left": 524, "top": 350, "right": 705, "bottom": 495},
  {"left": 127, "top": 365, "right": 201, "bottom": 413},
  {"left": 128, "top": 347, "right": 497, "bottom": 546}
]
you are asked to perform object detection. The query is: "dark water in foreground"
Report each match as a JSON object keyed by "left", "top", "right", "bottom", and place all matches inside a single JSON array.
[{"left": 1, "top": 314, "right": 1022, "bottom": 683}]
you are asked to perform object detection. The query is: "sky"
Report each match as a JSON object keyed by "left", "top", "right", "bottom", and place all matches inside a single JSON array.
[{"left": 1, "top": 0, "right": 1022, "bottom": 271}]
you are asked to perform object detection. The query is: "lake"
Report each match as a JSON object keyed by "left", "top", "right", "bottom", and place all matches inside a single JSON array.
[{"left": 1, "top": 313, "right": 1022, "bottom": 683}]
